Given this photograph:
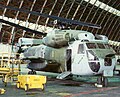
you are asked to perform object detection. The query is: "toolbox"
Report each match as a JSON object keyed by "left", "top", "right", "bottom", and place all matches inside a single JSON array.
[{"left": 16, "top": 75, "right": 46, "bottom": 91}]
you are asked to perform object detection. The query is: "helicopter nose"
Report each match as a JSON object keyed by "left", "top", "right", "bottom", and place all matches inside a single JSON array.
[{"left": 89, "top": 62, "right": 100, "bottom": 72}]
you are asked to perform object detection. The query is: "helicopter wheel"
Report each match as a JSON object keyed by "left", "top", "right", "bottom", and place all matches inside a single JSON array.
[
  {"left": 97, "top": 77, "right": 102, "bottom": 85},
  {"left": 102, "top": 77, "right": 108, "bottom": 87},
  {"left": 28, "top": 70, "right": 36, "bottom": 75},
  {"left": 96, "top": 76, "right": 108, "bottom": 87},
  {"left": 28, "top": 71, "right": 32, "bottom": 74}
]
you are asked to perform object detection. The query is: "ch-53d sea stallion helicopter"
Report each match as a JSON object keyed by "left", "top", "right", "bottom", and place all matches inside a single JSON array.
[{"left": 0, "top": 5, "right": 116, "bottom": 87}]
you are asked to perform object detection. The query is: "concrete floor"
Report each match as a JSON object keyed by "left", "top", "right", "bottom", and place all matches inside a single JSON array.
[{"left": 0, "top": 64, "right": 120, "bottom": 97}]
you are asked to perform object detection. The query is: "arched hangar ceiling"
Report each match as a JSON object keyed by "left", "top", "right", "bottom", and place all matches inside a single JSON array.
[{"left": 0, "top": 0, "right": 120, "bottom": 49}]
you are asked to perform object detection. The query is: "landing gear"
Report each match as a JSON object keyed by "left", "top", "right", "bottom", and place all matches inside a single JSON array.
[
  {"left": 96, "top": 76, "right": 108, "bottom": 87},
  {"left": 28, "top": 70, "right": 36, "bottom": 75},
  {"left": 102, "top": 77, "right": 108, "bottom": 87}
]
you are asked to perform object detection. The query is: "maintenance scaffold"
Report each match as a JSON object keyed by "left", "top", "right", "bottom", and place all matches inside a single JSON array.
[{"left": 0, "top": 52, "right": 21, "bottom": 86}]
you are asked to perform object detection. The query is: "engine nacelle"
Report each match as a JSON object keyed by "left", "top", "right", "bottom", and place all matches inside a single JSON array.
[{"left": 42, "top": 30, "right": 71, "bottom": 48}]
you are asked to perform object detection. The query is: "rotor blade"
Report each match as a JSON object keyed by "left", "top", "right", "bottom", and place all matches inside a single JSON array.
[
  {"left": 0, "top": 19, "right": 47, "bottom": 36},
  {"left": 0, "top": 4, "right": 101, "bottom": 29}
]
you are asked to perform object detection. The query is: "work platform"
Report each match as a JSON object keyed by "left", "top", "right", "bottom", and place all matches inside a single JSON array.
[{"left": 0, "top": 52, "right": 21, "bottom": 86}]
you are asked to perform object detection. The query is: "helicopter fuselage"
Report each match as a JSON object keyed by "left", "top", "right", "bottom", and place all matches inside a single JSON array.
[{"left": 23, "top": 39, "right": 115, "bottom": 77}]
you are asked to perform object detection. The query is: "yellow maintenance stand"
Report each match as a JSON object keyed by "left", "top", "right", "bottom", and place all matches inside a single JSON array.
[
  {"left": 17, "top": 75, "right": 47, "bottom": 91},
  {"left": 0, "top": 52, "right": 21, "bottom": 86}
]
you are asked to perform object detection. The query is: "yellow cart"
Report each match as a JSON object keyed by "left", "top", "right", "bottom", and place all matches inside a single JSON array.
[{"left": 16, "top": 75, "right": 47, "bottom": 91}]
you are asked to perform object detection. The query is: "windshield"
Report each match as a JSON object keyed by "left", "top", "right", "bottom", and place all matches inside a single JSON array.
[
  {"left": 104, "top": 44, "right": 111, "bottom": 49},
  {"left": 97, "top": 43, "right": 105, "bottom": 49},
  {"left": 87, "top": 50, "right": 99, "bottom": 61},
  {"left": 86, "top": 43, "right": 97, "bottom": 49},
  {"left": 86, "top": 43, "right": 108, "bottom": 49}
]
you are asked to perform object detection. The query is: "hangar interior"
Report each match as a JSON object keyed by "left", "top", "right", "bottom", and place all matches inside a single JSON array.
[
  {"left": 0, "top": 0, "right": 120, "bottom": 96},
  {"left": 0, "top": 0, "right": 119, "bottom": 54}
]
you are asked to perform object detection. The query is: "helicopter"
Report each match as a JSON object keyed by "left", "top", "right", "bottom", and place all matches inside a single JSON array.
[
  {"left": 0, "top": 5, "right": 116, "bottom": 87},
  {"left": 18, "top": 29, "right": 116, "bottom": 87}
]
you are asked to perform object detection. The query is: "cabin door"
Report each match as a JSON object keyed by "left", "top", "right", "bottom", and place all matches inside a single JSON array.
[{"left": 66, "top": 49, "right": 72, "bottom": 71}]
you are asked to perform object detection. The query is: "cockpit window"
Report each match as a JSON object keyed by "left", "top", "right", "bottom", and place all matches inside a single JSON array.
[
  {"left": 97, "top": 43, "right": 105, "bottom": 49},
  {"left": 86, "top": 43, "right": 97, "bottom": 49},
  {"left": 78, "top": 44, "right": 84, "bottom": 54},
  {"left": 104, "top": 44, "right": 110, "bottom": 49},
  {"left": 87, "top": 50, "right": 99, "bottom": 61}
]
